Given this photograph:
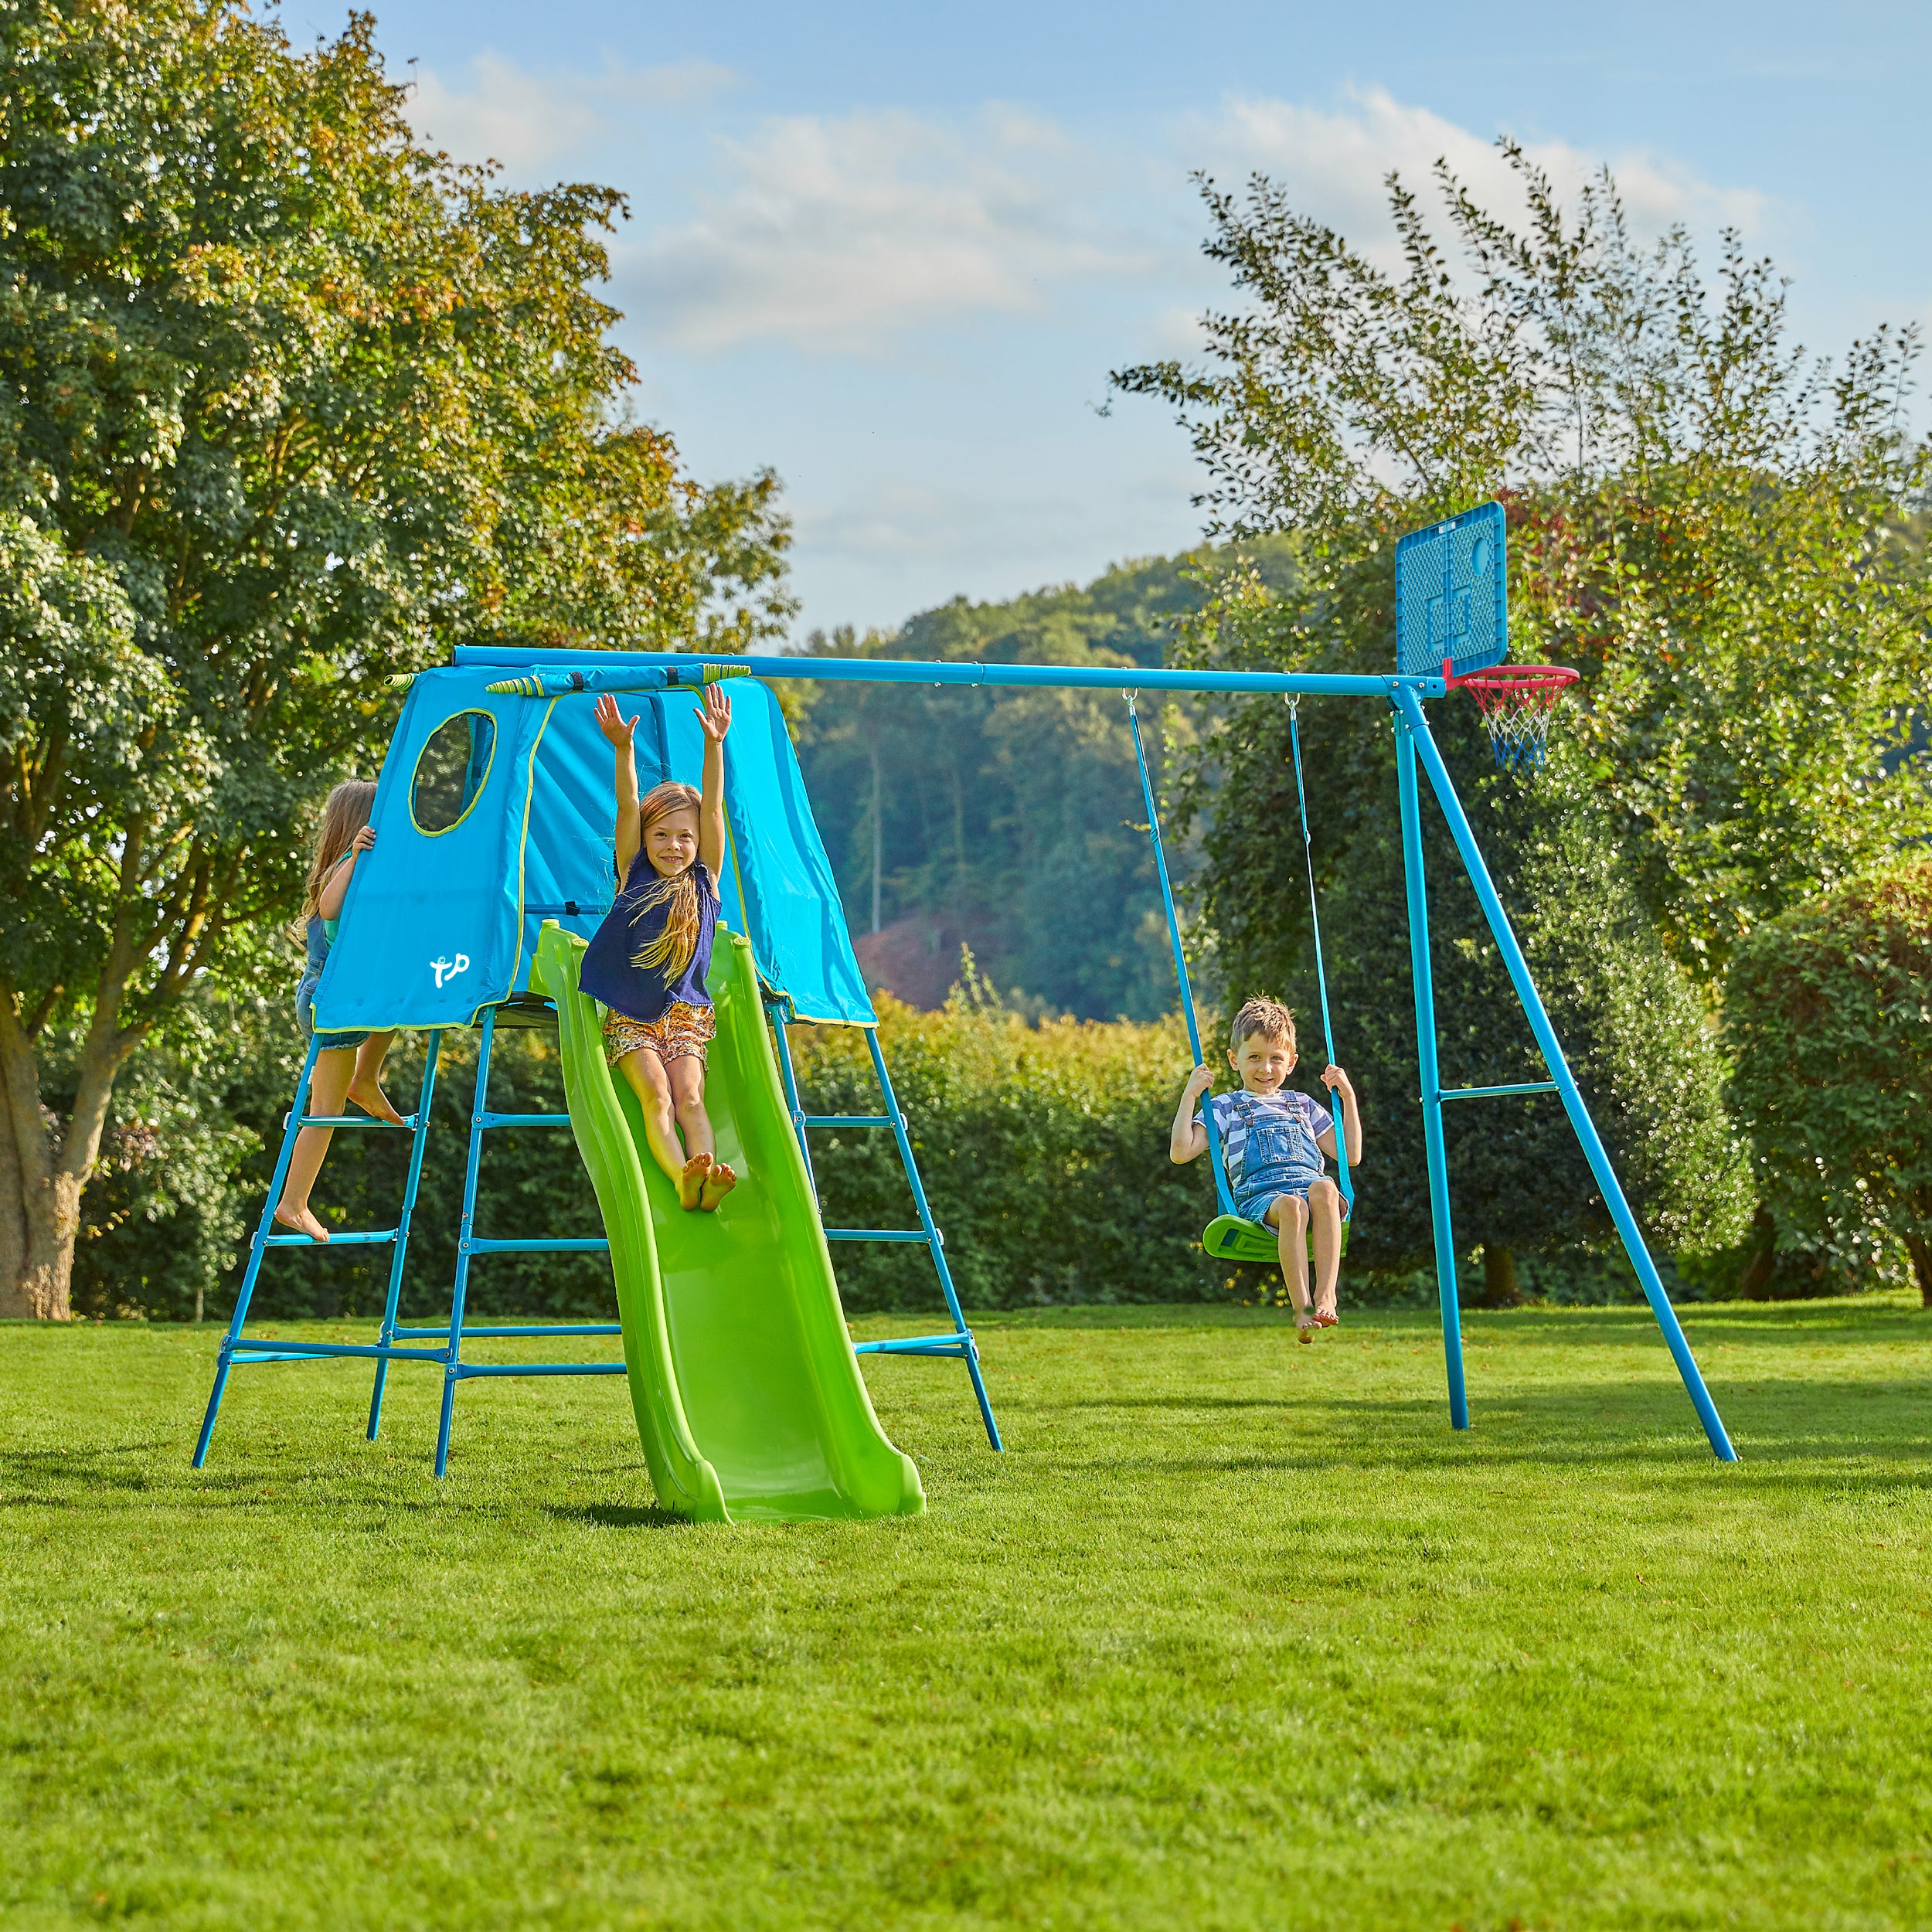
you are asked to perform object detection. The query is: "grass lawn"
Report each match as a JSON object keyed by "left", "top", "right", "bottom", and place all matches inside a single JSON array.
[{"left": 2, "top": 1296, "right": 1929, "bottom": 1930}]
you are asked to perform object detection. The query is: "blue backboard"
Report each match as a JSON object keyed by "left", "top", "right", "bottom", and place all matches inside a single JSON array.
[{"left": 1394, "top": 501, "right": 1507, "bottom": 678}]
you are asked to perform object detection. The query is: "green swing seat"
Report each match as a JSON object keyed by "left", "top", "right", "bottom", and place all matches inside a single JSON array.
[{"left": 1203, "top": 1206, "right": 1352, "bottom": 1267}]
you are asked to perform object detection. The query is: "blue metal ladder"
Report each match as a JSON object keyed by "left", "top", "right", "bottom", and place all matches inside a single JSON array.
[
  {"left": 766, "top": 1001, "right": 1002, "bottom": 1451},
  {"left": 391, "top": 1003, "right": 621, "bottom": 1478},
  {"left": 192, "top": 1031, "right": 445, "bottom": 1468}
]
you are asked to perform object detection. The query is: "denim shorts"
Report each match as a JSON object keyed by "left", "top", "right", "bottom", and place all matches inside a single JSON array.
[
  {"left": 1235, "top": 1160, "right": 1333, "bottom": 1228},
  {"left": 295, "top": 973, "right": 372, "bottom": 1053}
]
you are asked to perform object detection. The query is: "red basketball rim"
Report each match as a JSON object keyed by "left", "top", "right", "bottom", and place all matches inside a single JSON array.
[{"left": 1441, "top": 659, "right": 1579, "bottom": 695}]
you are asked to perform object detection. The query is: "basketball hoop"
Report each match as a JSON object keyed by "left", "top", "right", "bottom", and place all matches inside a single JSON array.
[{"left": 1443, "top": 659, "right": 1578, "bottom": 775}]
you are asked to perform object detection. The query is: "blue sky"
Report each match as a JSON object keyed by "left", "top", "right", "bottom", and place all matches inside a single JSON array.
[{"left": 282, "top": 2, "right": 1932, "bottom": 637}]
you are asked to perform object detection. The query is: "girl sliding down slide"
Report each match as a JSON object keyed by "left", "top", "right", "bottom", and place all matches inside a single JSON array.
[{"left": 580, "top": 685, "right": 738, "bottom": 1213}]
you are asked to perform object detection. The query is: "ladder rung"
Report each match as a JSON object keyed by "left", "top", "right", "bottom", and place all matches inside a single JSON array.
[
  {"left": 395, "top": 1323, "right": 621, "bottom": 1339},
  {"left": 804, "top": 1114, "right": 901, "bottom": 1129},
  {"left": 477, "top": 1112, "right": 573, "bottom": 1128},
  {"left": 825, "top": 1229, "right": 930, "bottom": 1243},
  {"left": 853, "top": 1331, "right": 971, "bottom": 1355},
  {"left": 263, "top": 1228, "right": 398, "bottom": 1247},
  {"left": 454, "top": 1361, "right": 628, "bottom": 1379},
  {"left": 228, "top": 1338, "right": 444, "bottom": 1362},
  {"left": 291, "top": 1114, "right": 420, "bottom": 1130},
  {"left": 463, "top": 1236, "right": 609, "bottom": 1254}
]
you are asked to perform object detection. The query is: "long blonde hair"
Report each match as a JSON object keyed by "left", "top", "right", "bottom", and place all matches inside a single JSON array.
[
  {"left": 627, "top": 781, "right": 705, "bottom": 977},
  {"left": 303, "top": 781, "right": 378, "bottom": 918}
]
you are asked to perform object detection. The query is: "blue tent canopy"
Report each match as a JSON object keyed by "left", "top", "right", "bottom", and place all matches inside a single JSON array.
[{"left": 314, "top": 662, "right": 874, "bottom": 1032}]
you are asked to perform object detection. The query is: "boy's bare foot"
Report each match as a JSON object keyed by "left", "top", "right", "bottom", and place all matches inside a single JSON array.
[
  {"left": 274, "top": 1202, "right": 329, "bottom": 1243},
  {"left": 698, "top": 1162, "right": 737, "bottom": 1213},
  {"left": 677, "top": 1152, "right": 712, "bottom": 1211},
  {"left": 346, "top": 1077, "right": 406, "bottom": 1126}
]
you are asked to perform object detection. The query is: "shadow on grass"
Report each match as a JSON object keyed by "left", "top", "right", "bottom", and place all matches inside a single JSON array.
[
  {"left": 543, "top": 1502, "right": 687, "bottom": 1532},
  {"left": 1027, "top": 1376, "right": 1932, "bottom": 1483},
  {"left": 961, "top": 1298, "right": 1932, "bottom": 1349}
]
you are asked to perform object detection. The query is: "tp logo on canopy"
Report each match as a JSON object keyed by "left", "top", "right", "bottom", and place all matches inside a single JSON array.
[{"left": 431, "top": 952, "right": 471, "bottom": 989}]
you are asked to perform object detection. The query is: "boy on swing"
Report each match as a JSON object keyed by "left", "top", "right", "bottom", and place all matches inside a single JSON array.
[{"left": 1169, "top": 997, "right": 1362, "bottom": 1341}]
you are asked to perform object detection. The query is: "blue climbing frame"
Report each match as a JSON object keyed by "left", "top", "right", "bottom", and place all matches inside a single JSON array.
[
  {"left": 193, "top": 993, "right": 1002, "bottom": 1473},
  {"left": 197, "top": 642, "right": 1736, "bottom": 1468}
]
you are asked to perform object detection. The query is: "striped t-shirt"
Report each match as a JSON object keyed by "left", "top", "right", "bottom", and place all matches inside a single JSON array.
[{"left": 1202, "top": 1088, "right": 1332, "bottom": 1192}]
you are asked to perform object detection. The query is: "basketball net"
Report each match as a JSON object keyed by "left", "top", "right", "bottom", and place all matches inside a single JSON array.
[{"left": 1443, "top": 661, "right": 1579, "bottom": 776}]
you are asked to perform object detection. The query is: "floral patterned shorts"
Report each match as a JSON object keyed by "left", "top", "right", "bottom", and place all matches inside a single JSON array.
[{"left": 603, "top": 1001, "right": 716, "bottom": 1070}]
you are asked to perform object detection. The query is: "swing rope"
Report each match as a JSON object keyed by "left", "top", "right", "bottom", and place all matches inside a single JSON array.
[
  {"left": 1286, "top": 700, "right": 1353, "bottom": 1214},
  {"left": 1124, "top": 693, "right": 1238, "bottom": 1223}
]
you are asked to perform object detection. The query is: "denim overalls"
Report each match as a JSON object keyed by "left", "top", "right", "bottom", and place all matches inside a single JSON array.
[{"left": 1222, "top": 1090, "right": 1331, "bottom": 1226}]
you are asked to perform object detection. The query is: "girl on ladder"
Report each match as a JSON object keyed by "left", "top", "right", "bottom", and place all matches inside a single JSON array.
[
  {"left": 277, "top": 782, "right": 406, "bottom": 1242},
  {"left": 583, "top": 684, "right": 738, "bottom": 1213}
]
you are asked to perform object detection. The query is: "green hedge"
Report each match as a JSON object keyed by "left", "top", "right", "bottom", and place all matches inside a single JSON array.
[
  {"left": 1725, "top": 854, "right": 1932, "bottom": 1303},
  {"left": 80, "top": 974, "right": 1743, "bottom": 1323}
]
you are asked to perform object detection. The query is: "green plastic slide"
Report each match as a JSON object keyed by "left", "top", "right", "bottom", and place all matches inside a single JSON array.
[{"left": 529, "top": 920, "right": 923, "bottom": 1524}]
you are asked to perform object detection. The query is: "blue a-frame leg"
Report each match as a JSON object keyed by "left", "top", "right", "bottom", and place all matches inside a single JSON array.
[{"left": 1389, "top": 690, "right": 1736, "bottom": 1461}]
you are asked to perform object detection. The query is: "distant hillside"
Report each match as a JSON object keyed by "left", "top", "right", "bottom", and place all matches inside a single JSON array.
[{"left": 791, "top": 543, "right": 1297, "bottom": 1021}]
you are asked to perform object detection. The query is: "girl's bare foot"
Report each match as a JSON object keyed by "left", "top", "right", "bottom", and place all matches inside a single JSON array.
[
  {"left": 677, "top": 1151, "right": 712, "bottom": 1211},
  {"left": 1295, "top": 1311, "right": 1317, "bottom": 1344},
  {"left": 346, "top": 1078, "right": 406, "bottom": 1126},
  {"left": 698, "top": 1162, "right": 737, "bottom": 1213},
  {"left": 274, "top": 1202, "right": 330, "bottom": 1243}
]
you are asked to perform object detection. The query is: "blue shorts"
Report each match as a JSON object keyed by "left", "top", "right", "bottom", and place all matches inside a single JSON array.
[{"left": 296, "top": 975, "right": 372, "bottom": 1053}]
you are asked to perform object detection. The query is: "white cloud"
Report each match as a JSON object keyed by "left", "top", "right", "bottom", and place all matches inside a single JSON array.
[
  {"left": 627, "top": 106, "right": 1161, "bottom": 355},
  {"left": 1189, "top": 87, "right": 1770, "bottom": 264},
  {"left": 410, "top": 53, "right": 734, "bottom": 172}
]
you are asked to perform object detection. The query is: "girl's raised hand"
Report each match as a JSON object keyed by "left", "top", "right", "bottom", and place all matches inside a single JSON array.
[
  {"left": 595, "top": 692, "right": 638, "bottom": 748},
  {"left": 698, "top": 684, "right": 732, "bottom": 743},
  {"left": 351, "top": 825, "right": 376, "bottom": 853}
]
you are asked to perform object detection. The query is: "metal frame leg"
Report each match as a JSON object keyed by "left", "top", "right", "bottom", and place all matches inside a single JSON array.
[
  {"left": 866, "top": 1030, "right": 1002, "bottom": 1451},
  {"left": 766, "top": 1002, "right": 818, "bottom": 1196},
  {"left": 366, "top": 1032, "right": 443, "bottom": 1441},
  {"left": 1391, "top": 687, "right": 1737, "bottom": 1461},
  {"left": 193, "top": 1035, "right": 324, "bottom": 1468},
  {"left": 1396, "top": 709, "right": 1470, "bottom": 1432},
  {"left": 435, "top": 1009, "right": 495, "bottom": 1476}
]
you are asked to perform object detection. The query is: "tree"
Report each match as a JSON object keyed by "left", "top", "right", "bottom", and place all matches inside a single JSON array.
[
  {"left": 1116, "top": 149, "right": 1931, "bottom": 964},
  {"left": 0, "top": 2, "right": 793, "bottom": 1318},
  {"left": 1725, "top": 856, "right": 1932, "bottom": 1304},
  {"left": 1111, "top": 148, "right": 1930, "bottom": 1286}
]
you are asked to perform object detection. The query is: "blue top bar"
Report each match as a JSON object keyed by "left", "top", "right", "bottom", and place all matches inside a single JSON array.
[{"left": 452, "top": 644, "right": 1444, "bottom": 702}]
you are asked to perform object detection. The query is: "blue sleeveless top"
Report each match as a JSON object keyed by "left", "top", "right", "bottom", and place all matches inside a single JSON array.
[{"left": 579, "top": 855, "right": 720, "bottom": 1023}]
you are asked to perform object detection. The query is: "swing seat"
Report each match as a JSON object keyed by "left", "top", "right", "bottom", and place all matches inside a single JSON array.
[{"left": 1202, "top": 1207, "right": 1352, "bottom": 1266}]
